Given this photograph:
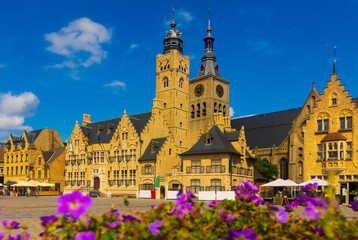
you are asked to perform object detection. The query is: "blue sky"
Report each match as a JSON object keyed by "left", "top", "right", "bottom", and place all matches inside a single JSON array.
[{"left": 1, "top": 0, "right": 358, "bottom": 142}]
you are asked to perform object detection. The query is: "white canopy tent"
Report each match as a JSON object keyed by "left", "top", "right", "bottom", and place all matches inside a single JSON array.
[
  {"left": 261, "top": 179, "right": 299, "bottom": 187},
  {"left": 299, "top": 178, "right": 329, "bottom": 186}
]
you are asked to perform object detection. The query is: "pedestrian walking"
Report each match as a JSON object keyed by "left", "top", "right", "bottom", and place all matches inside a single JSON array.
[
  {"left": 26, "top": 187, "right": 31, "bottom": 197},
  {"left": 35, "top": 187, "right": 39, "bottom": 198}
]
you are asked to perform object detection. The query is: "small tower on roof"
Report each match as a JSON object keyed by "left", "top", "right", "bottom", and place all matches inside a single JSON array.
[
  {"left": 163, "top": 8, "right": 183, "bottom": 54},
  {"left": 333, "top": 46, "right": 337, "bottom": 74},
  {"left": 196, "top": 10, "right": 221, "bottom": 77}
]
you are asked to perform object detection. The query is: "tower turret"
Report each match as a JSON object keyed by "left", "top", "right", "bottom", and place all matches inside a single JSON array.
[{"left": 163, "top": 9, "right": 183, "bottom": 54}]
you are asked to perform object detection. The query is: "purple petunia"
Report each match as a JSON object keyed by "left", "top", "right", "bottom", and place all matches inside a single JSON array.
[
  {"left": 295, "top": 195, "right": 311, "bottom": 206},
  {"left": 305, "top": 198, "right": 328, "bottom": 220},
  {"left": 2, "top": 220, "right": 20, "bottom": 229},
  {"left": 177, "top": 202, "right": 194, "bottom": 218},
  {"left": 301, "top": 183, "right": 318, "bottom": 193},
  {"left": 122, "top": 215, "right": 141, "bottom": 223},
  {"left": 75, "top": 231, "right": 96, "bottom": 240},
  {"left": 242, "top": 181, "right": 259, "bottom": 193},
  {"left": 209, "top": 200, "right": 220, "bottom": 208},
  {"left": 57, "top": 191, "right": 92, "bottom": 217},
  {"left": 285, "top": 201, "right": 298, "bottom": 212},
  {"left": 0, "top": 233, "right": 5, "bottom": 240},
  {"left": 148, "top": 220, "right": 162, "bottom": 235},
  {"left": 218, "top": 209, "right": 234, "bottom": 224},
  {"left": 107, "top": 221, "right": 121, "bottom": 228},
  {"left": 310, "top": 228, "right": 325, "bottom": 236},
  {"left": 273, "top": 209, "right": 288, "bottom": 223},
  {"left": 40, "top": 215, "right": 58, "bottom": 227},
  {"left": 351, "top": 200, "right": 358, "bottom": 212},
  {"left": 227, "top": 229, "right": 257, "bottom": 240}
]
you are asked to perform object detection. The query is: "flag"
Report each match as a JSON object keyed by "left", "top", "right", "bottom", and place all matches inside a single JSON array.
[
  {"left": 68, "top": 138, "right": 73, "bottom": 152},
  {"left": 83, "top": 136, "right": 89, "bottom": 145}
]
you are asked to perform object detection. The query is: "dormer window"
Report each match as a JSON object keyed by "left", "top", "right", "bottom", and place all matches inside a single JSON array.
[
  {"left": 205, "top": 133, "right": 212, "bottom": 145},
  {"left": 150, "top": 142, "right": 155, "bottom": 153}
]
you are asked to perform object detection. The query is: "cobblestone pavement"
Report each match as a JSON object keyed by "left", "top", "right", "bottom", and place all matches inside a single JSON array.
[{"left": 0, "top": 196, "right": 357, "bottom": 239}]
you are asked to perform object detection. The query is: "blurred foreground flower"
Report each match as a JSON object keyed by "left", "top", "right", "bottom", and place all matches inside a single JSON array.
[
  {"left": 57, "top": 191, "right": 92, "bottom": 217},
  {"left": 75, "top": 231, "right": 96, "bottom": 240},
  {"left": 227, "top": 229, "right": 257, "bottom": 240},
  {"left": 148, "top": 220, "right": 162, "bottom": 235}
]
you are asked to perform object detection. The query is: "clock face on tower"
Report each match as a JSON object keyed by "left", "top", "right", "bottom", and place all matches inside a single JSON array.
[
  {"left": 216, "top": 85, "right": 224, "bottom": 97},
  {"left": 195, "top": 84, "right": 204, "bottom": 97}
]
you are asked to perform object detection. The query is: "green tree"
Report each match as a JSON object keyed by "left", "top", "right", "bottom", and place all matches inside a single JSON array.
[{"left": 254, "top": 157, "right": 279, "bottom": 180}]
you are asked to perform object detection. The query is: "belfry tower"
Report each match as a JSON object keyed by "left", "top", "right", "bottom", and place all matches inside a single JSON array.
[
  {"left": 152, "top": 12, "right": 190, "bottom": 147},
  {"left": 188, "top": 16, "right": 231, "bottom": 141}
]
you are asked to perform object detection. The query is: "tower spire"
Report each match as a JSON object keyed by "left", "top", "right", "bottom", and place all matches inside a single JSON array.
[
  {"left": 204, "top": 9, "right": 215, "bottom": 50},
  {"left": 207, "top": 8, "right": 212, "bottom": 37},
  {"left": 163, "top": 7, "right": 183, "bottom": 54},
  {"left": 333, "top": 46, "right": 337, "bottom": 74}
]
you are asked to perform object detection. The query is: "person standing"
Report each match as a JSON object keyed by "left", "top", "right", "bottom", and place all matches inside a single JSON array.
[
  {"left": 35, "top": 187, "right": 39, "bottom": 198},
  {"left": 26, "top": 187, "right": 31, "bottom": 197}
]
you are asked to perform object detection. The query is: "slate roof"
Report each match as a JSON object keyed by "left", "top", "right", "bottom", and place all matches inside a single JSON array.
[
  {"left": 254, "top": 168, "right": 266, "bottom": 180},
  {"left": 25, "top": 129, "right": 43, "bottom": 144},
  {"left": 44, "top": 147, "right": 66, "bottom": 165},
  {"left": 138, "top": 137, "right": 167, "bottom": 161},
  {"left": 321, "top": 132, "right": 347, "bottom": 142},
  {"left": 352, "top": 97, "right": 358, "bottom": 107},
  {"left": 231, "top": 108, "right": 302, "bottom": 149},
  {"left": 225, "top": 131, "right": 240, "bottom": 142},
  {"left": 181, "top": 125, "right": 242, "bottom": 156},
  {"left": 80, "top": 112, "right": 152, "bottom": 144}
]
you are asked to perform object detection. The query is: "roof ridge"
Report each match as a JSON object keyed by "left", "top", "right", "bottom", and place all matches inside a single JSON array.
[{"left": 232, "top": 107, "right": 301, "bottom": 120}]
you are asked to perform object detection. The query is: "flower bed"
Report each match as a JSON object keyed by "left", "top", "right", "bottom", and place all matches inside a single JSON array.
[{"left": 0, "top": 182, "right": 357, "bottom": 239}]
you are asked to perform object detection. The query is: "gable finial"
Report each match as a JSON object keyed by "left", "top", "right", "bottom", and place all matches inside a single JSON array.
[{"left": 333, "top": 46, "right": 337, "bottom": 74}]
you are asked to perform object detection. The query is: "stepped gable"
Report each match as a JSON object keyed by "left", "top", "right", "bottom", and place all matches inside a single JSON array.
[
  {"left": 128, "top": 112, "right": 152, "bottom": 135},
  {"left": 181, "top": 125, "right": 241, "bottom": 156},
  {"left": 139, "top": 137, "right": 167, "bottom": 161},
  {"left": 231, "top": 108, "right": 302, "bottom": 149},
  {"left": 80, "top": 112, "right": 152, "bottom": 144},
  {"left": 43, "top": 147, "right": 65, "bottom": 165}
]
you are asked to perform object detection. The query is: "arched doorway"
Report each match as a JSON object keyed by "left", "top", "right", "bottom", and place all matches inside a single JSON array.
[
  {"left": 280, "top": 159, "right": 289, "bottom": 180},
  {"left": 160, "top": 186, "right": 165, "bottom": 199},
  {"left": 94, "top": 177, "right": 100, "bottom": 190}
]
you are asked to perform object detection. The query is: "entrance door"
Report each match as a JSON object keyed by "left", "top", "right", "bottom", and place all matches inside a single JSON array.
[
  {"left": 160, "top": 186, "right": 165, "bottom": 199},
  {"left": 94, "top": 177, "right": 100, "bottom": 190}
]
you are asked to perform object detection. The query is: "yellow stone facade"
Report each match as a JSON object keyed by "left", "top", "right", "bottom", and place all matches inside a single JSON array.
[
  {"left": 64, "top": 18, "right": 253, "bottom": 198},
  {"left": 4, "top": 129, "right": 66, "bottom": 191}
]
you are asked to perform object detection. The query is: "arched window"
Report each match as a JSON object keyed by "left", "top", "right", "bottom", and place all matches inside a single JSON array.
[
  {"left": 202, "top": 102, "right": 206, "bottom": 116},
  {"left": 280, "top": 158, "right": 289, "bottom": 180},
  {"left": 223, "top": 105, "right": 226, "bottom": 116},
  {"left": 163, "top": 78, "right": 168, "bottom": 88},
  {"left": 218, "top": 104, "right": 222, "bottom": 113},
  {"left": 298, "top": 161, "right": 303, "bottom": 176},
  {"left": 179, "top": 78, "right": 183, "bottom": 88},
  {"left": 214, "top": 102, "right": 217, "bottom": 113},
  {"left": 196, "top": 103, "right": 201, "bottom": 117},
  {"left": 191, "top": 105, "right": 195, "bottom": 118}
]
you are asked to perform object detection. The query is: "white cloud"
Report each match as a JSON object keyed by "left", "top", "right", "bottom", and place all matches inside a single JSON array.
[
  {"left": 177, "top": 11, "right": 194, "bottom": 22},
  {"left": 164, "top": 9, "right": 195, "bottom": 27},
  {"left": 0, "top": 92, "right": 40, "bottom": 131},
  {"left": 105, "top": 80, "right": 126, "bottom": 90},
  {"left": 0, "top": 63, "right": 6, "bottom": 68},
  {"left": 45, "top": 17, "right": 112, "bottom": 69},
  {"left": 130, "top": 43, "right": 138, "bottom": 49},
  {"left": 229, "top": 107, "right": 235, "bottom": 117}
]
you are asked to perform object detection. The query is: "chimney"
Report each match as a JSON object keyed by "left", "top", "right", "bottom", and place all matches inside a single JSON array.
[{"left": 82, "top": 114, "right": 91, "bottom": 126}]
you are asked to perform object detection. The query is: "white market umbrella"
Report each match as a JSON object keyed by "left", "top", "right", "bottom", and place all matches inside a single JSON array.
[
  {"left": 12, "top": 181, "right": 36, "bottom": 187},
  {"left": 284, "top": 179, "right": 299, "bottom": 187},
  {"left": 38, "top": 182, "right": 55, "bottom": 187},
  {"left": 261, "top": 179, "right": 291, "bottom": 187},
  {"left": 299, "top": 178, "right": 329, "bottom": 187}
]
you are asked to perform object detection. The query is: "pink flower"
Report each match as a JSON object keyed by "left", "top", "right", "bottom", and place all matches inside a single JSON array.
[
  {"left": 273, "top": 209, "right": 288, "bottom": 223},
  {"left": 57, "top": 191, "right": 92, "bottom": 217},
  {"left": 148, "top": 220, "right": 162, "bottom": 235},
  {"left": 75, "top": 231, "right": 96, "bottom": 240}
]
